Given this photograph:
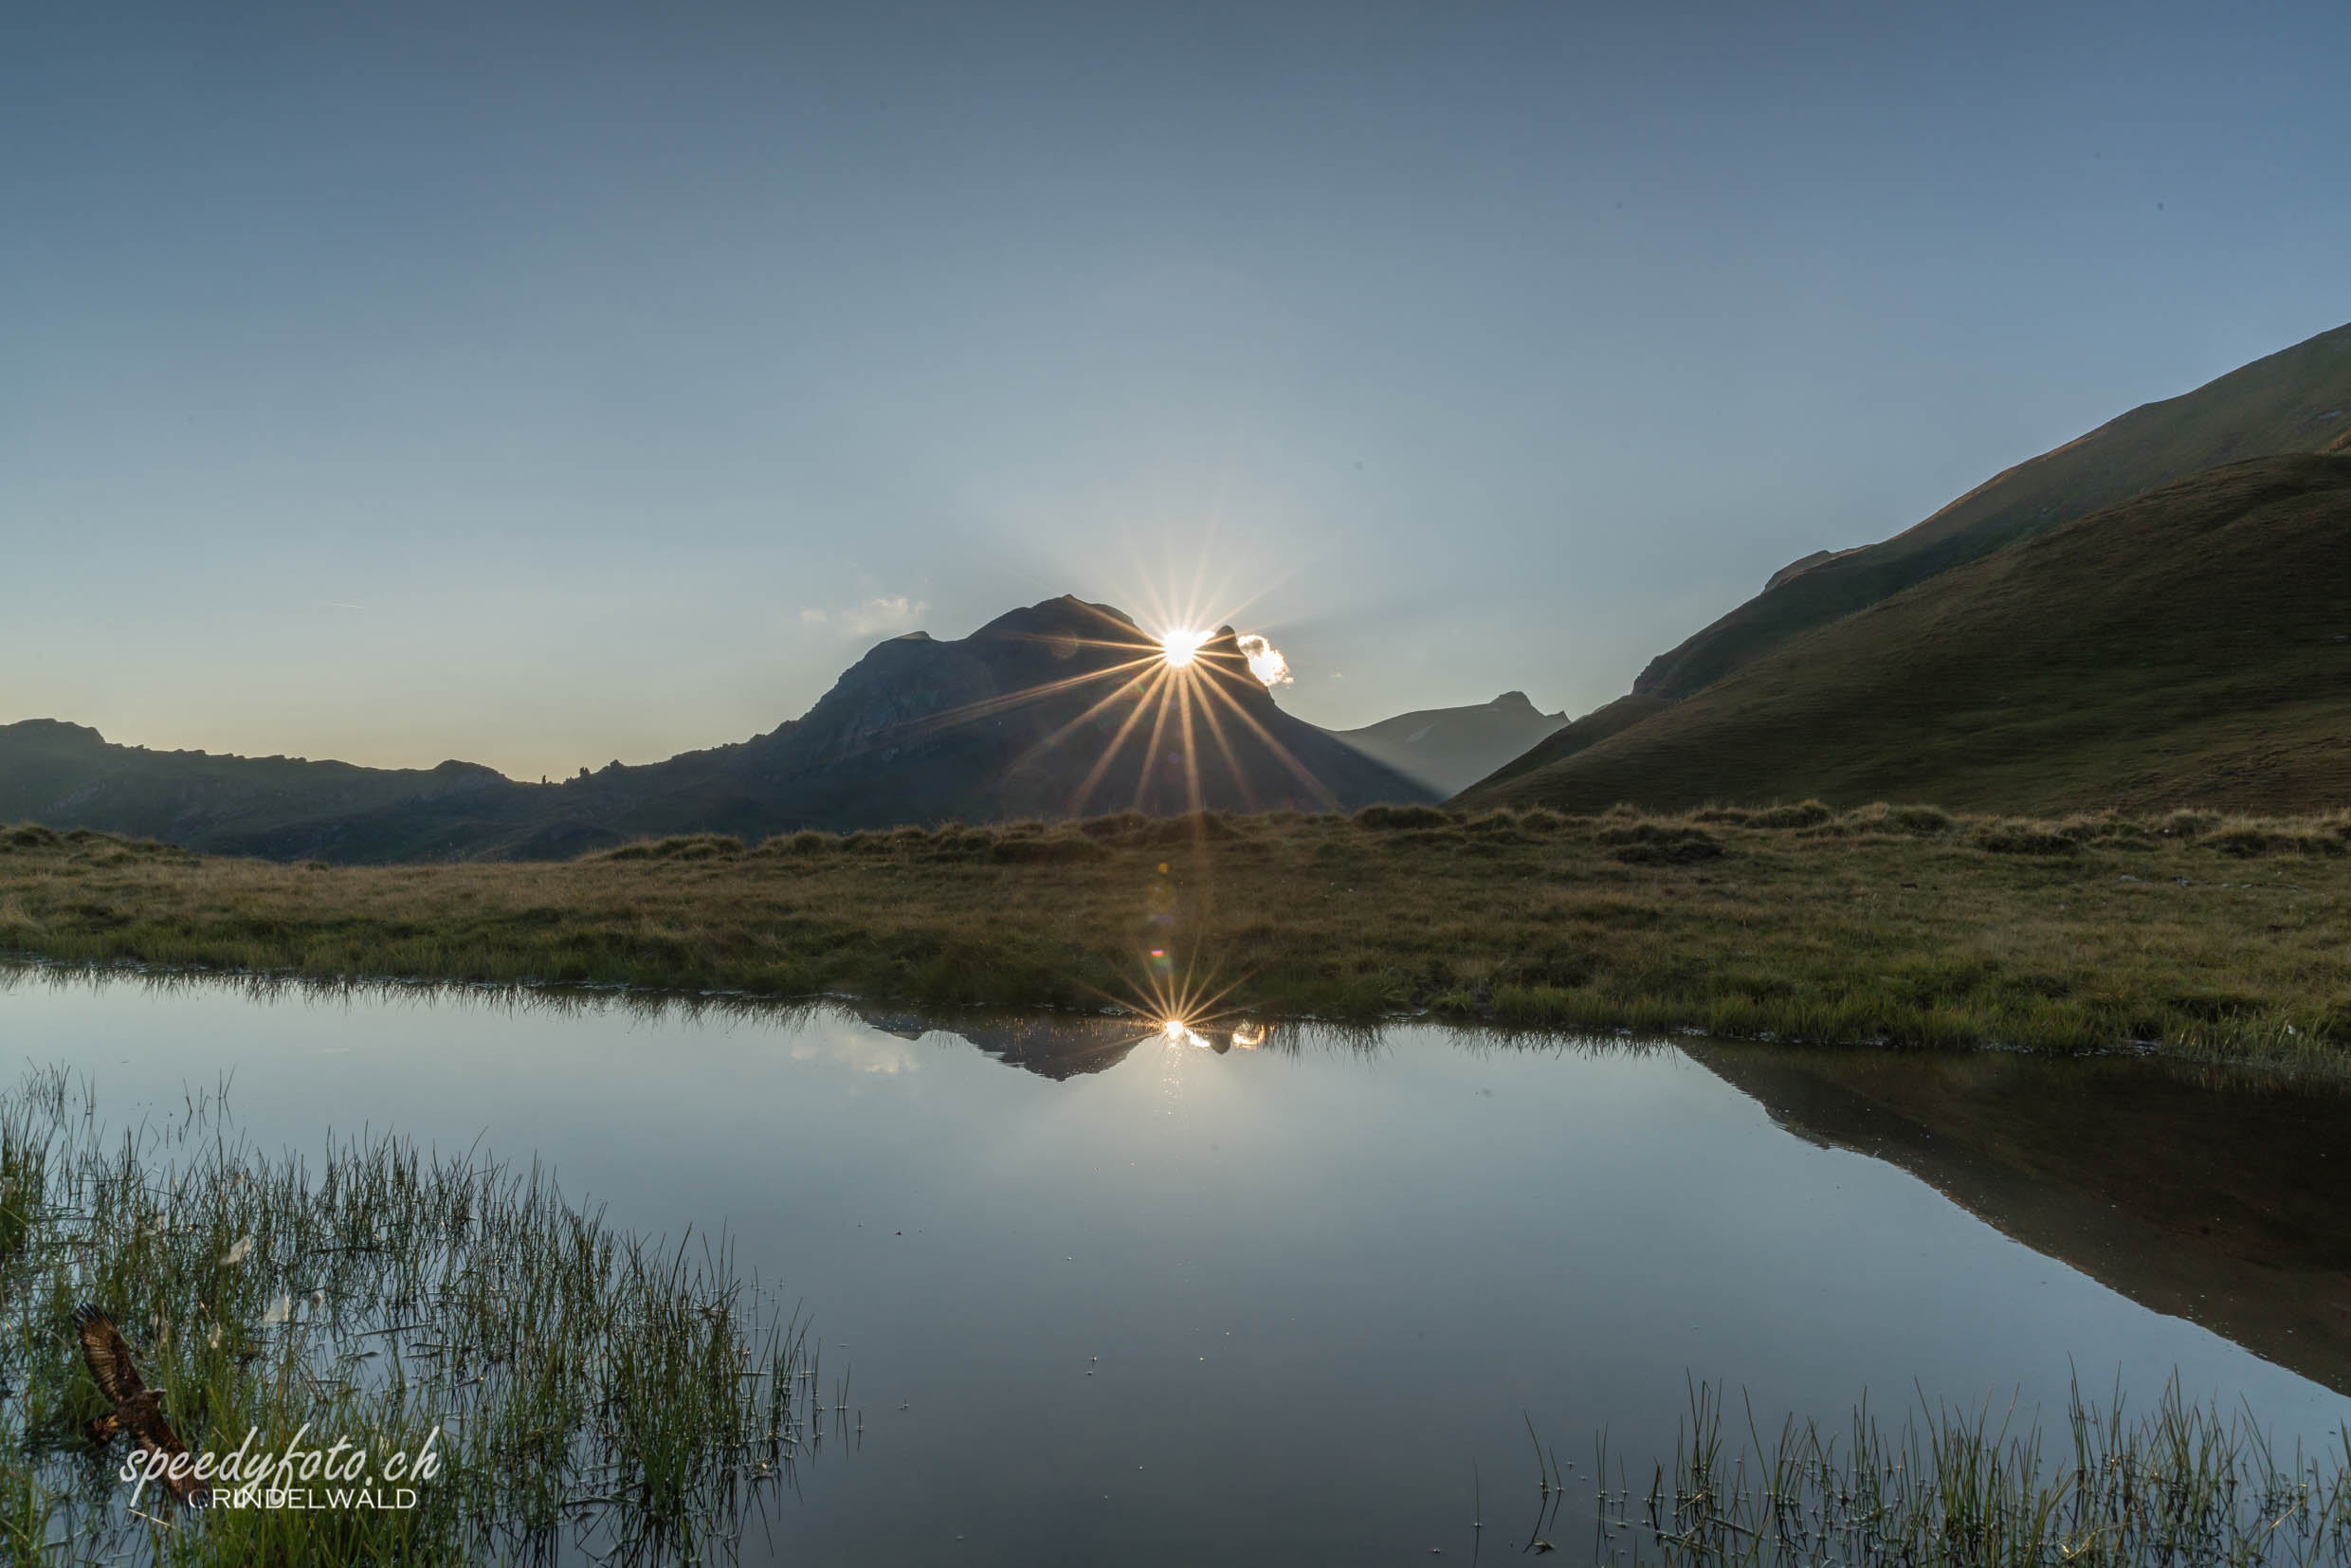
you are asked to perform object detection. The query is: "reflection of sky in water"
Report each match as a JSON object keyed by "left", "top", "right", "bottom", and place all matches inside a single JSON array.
[{"left": 2, "top": 969, "right": 2342, "bottom": 1566}]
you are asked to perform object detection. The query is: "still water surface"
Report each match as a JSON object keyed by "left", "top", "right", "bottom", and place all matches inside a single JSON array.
[{"left": 4, "top": 969, "right": 2344, "bottom": 1564}]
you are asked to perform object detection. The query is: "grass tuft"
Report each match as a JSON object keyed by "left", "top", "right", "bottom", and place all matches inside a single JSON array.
[{"left": 1572, "top": 1376, "right": 2351, "bottom": 1566}]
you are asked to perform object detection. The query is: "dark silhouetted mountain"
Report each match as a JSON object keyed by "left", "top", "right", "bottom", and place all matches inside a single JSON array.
[
  {"left": 852, "top": 1006, "right": 1157, "bottom": 1079},
  {"left": 852, "top": 1001, "right": 1281, "bottom": 1079},
  {"left": 1464, "top": 693, "right": 1672, "bottom": 797},
  {"left": 0, "top": 719, "right": 548, "bottom": 862},
  {"left": 1332, "top": 691, "right": 1566, "bottom": 794},
  {"left": 1688, "top": 1042, "right": 2351, "bottom": 1395},
  {"left": 0, "top": 596, "right": 1432, "bottom": 862},
  {"left": 1461, "top": 455, "right": 2351, "bottom": 815}
]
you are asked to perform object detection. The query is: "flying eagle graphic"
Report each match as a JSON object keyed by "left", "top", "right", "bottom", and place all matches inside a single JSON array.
[{"left": 74, "top": 1304, "right": 210, "bottom": 1507}]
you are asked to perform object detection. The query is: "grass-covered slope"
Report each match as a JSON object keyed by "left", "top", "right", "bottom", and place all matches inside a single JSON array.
[
  {"left": 1635, "top": 320, "right": 2351, "bottom": 701},
  {"left": 1464, "top": 455, "right": 2351, "bottom": 815}
]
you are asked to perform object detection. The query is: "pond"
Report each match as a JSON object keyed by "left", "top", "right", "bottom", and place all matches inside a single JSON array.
[{"left": 4, "top": 967, "right": 2346, "bottom": 1563}]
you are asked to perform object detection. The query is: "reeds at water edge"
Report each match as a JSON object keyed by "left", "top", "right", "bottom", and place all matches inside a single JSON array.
[{"left": 0, "top": 1066, "right": 833, "bottom": 1565}]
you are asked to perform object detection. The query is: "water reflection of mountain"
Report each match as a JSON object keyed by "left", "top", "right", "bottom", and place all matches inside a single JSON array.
[
  {"left": 854, "top": 1008, "right": 1157, "bottom": 1080},
  {"left": 1688, "top": 1044, "right": 2351, "bottom": 1396}
]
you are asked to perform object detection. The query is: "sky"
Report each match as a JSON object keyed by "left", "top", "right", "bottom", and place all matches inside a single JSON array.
[{"left": 5, "top": 0, "right": 2346, "bottom": 780}]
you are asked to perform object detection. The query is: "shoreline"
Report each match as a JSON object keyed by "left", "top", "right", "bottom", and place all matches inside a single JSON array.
[{"left": 3, "top": 804, "right": 2346, "bottom": 1081}]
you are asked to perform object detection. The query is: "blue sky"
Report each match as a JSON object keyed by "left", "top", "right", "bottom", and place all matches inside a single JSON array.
[{"left": 6, "top": 1, "right": 2345, "bottom": 777}]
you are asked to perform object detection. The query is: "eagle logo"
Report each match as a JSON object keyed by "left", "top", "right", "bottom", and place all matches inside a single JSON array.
[{"left": 74, "top": 1304, "right": 211, "bottom": 1508}]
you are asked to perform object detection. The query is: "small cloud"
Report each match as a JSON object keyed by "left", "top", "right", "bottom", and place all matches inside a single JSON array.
[
  {"left": 803, "top": 595, "right": 929, "bottom": 638},
  {"left": 842, "top": 595, "right": 927, "bottom": 637},
  {"left": 790, "top": 1030, "right": 922, "bottom": 1075},
  {"left": 1237, "top": 633, "right": 1292, "bottom": 687}
]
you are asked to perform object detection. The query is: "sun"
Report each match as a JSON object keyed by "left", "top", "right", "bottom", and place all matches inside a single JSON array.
[{"left": 1157, "top": 628, "right": 1210, "bottom": 668}]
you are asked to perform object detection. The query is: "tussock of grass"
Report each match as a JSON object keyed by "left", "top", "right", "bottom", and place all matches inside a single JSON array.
[
  {"left": 598, "top": 833, "right": 746, "bottom": 862},
  {"left": 0, "top": 1067, "right": 816, "bottom": 1563},
  {"left": 1352, "top": 804, "right": 1453, "bottom": 830},
  {"left": 1748, "top": 799, "right": 1834, "bottom": 830},
  {"left": 1977, "top": 822, "right": 2082, "bottom": 856},
  {"left": 1554, "top": 1377, "right": 2351, "bottom": 1565},
  {"left": 1595, "top": 823, "right": 1723, "bottom": 865},
  {"left": 2, "top": 806, "right": 2347, "bottom": 1075},
  {"left": 1838, "top": 802, "right": 1955, "bottom": 836}
]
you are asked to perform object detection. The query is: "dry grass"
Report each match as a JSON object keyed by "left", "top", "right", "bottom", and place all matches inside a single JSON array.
[{"left": 1, "top": 808, "right": 2347, "bottom": 1076}]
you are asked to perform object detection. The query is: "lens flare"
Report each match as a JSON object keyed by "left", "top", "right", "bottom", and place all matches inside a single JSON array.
[
  {"left": 1158, "top": 1017, "right": 1212, "bottom": 1049},
  {"left": 1230, "top": 1021, "right": 1267, "bottom": 1048},
  {"left": 1236, "top": 633, "right": 1291, "bottom": 688},
  {"left": 1157, "top": 629, "right": 1210, "bottom": 668},
  {"left": 942, "top": 591, "right": 1346, "bottom": 820}
]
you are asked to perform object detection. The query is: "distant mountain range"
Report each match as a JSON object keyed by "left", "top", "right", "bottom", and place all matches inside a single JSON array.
[
  {"left": 13, "top": 325, "right": 2348, "bottom": 852},
  {"left": 1332, "top": 691, "right": 1566, "bottom": 795},
  {"left": 0, "top": 596, "right": 1438, "bottom": 861},
  {"left": 1465, "top": 320, "right": 2351, "bottom": 815}
]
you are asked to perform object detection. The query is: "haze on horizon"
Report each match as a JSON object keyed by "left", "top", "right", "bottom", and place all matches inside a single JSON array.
[{"left": 5, "top": 0, "right": 2345, "bottom": 782}]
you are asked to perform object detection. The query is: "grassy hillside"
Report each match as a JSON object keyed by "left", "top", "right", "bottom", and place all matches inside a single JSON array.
[
  {"left": 4, "top": 804, "right": 2348, "bottom": 1076},
  {"left": 1463, "top": 455, "right": 2351, "bottom": 815},
  {"left": 1634, "top": 320, "right": 2351, "bottom": 701}
]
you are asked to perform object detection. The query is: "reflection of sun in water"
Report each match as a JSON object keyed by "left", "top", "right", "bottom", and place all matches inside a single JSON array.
[
  {"left": 1153, "top": 1013, "right": 1267, "bottom": 1052},
  {"left": 1158, "top": 1016, "right": 1212, "bottom": 1049},
  {"left": 1157, "top": 629, "right": 1210, "bottom": 669}
]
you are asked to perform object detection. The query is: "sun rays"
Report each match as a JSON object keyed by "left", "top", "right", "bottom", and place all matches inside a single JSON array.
[
  {"left": 853, "top": 593, "right": 1335, "bottom": 821},
  {"left": 1022, "top": 606, "right": 1335, "bottom": 819}
]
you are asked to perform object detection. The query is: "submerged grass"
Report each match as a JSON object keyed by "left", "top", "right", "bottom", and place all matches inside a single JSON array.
[
  {"left": 1550, "top": 1377, "right": 2351, "bottom": 1566},
  {"left": 0, "top": 804, "right": 2347, "bottom": 1078},
  {"left": 0, "top": 1067, "right": 823, "bottom": 1564}
]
